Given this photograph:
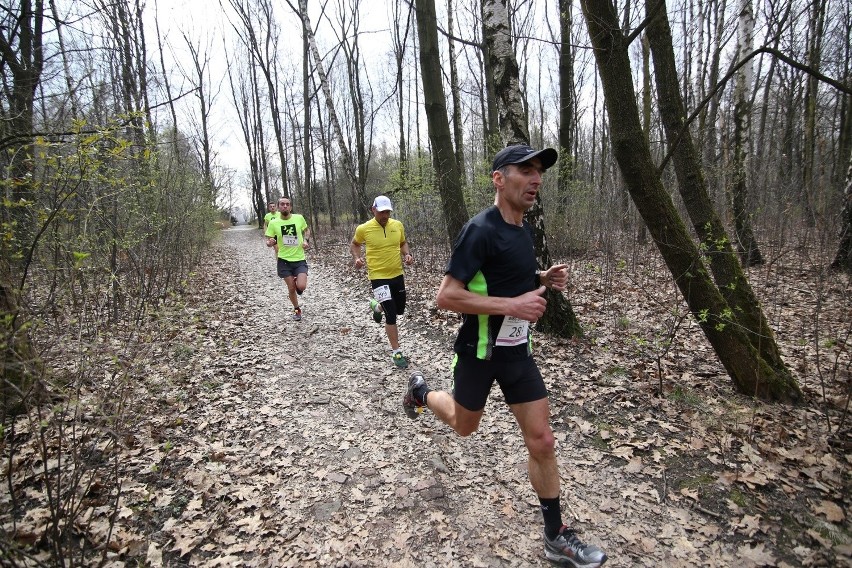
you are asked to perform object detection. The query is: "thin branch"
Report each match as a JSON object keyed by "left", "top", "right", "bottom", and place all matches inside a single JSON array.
[{"left": 659, "top": 46, "right": 852, "bottom": 173}]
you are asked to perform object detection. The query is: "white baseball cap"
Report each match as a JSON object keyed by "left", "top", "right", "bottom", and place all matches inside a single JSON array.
[{"left": 373, "top": 195, "right": 393, "bottom": 211}]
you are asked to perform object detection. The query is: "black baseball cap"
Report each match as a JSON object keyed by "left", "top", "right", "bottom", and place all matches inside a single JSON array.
[{"left": 492, "top": 144, "right": 558, "bottom": 172}]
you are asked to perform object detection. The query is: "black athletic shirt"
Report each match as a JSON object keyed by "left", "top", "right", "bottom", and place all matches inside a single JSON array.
[{"left": 445, "top": 205, "right": 538, "bottom": 361}]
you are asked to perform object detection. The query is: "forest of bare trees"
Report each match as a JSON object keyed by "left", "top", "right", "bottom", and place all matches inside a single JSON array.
[{"left": 1, "top": 0, "right": 850, "bottom": 564}]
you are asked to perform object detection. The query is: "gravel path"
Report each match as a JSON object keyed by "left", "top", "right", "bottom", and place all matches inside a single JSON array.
[{"left": 136, "top": 226, "right": 740, "bottom": 567}]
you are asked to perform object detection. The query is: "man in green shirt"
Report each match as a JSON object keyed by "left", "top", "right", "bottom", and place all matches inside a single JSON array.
[
  {"left": 350, "top": 195, "right": 414, "bottom": 368},
  {"left": 266, "top": 197, "right": 310, "bottom": 321},
  {"left": 262, "top": 201, "right": 279, "bottom": 235}
]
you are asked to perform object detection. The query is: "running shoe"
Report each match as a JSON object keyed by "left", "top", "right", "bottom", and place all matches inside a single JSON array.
[
  {"left": 392, "top": 351, "right": 408, "bottom": 368},
  {"left": 544, "top": 526, "right": 607, "bottom": 568},
  {"left": 369, "top": 299, "right": 383, "bottom": 324},
  {"left": 293, "top": 307, "right": 302, "bottom": 321},
  {"left": 403, "top": 372, "right": 426, "bottom": 419}
]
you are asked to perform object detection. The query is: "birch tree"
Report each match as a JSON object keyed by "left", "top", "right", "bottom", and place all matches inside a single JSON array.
[
  {"left": 482, "top": 0, "right": 581, "bottom": 338},
  {"left": 729, "top": 0, "right": 763, "bottom": 265}
]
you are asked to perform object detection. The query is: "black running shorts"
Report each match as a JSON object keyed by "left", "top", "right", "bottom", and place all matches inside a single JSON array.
[{"left": 451, "top": 354, "right": 547, "bottom": 411}]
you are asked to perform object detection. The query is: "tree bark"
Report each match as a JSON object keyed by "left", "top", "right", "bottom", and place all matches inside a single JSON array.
[
  {"left": 414, "top": 0, "right": 469, "bottom": 241},
  {"left": 0, "top": 0, "right": 46, "bottom": 416},
  {"left": 580, "top": 0, "right": 800, "bottom": 401},
  {"left": 802, "top": 0, "right": 828, "bottom": 227},
  {"left": 729, "top": 0, "right": 763, "bottom": 266},
  {"left": 557, "top": 0, "right": 575, "bottom": 200},
  {"left": 392, "top": 0, "right": 412, "bottom": 193},
  {"left": 446, "top": 0, "right": 465, "bottom": 178},
  {"left": 483, "top": 0, "right": 581, "bottom": 338}
]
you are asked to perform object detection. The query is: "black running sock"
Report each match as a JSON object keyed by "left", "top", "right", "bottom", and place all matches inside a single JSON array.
[{"left": 539, "top": 497, "right": 563, "bottom": 540}]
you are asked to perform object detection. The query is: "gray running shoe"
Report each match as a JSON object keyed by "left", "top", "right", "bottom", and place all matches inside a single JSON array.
[
  {"left": 403, "top": 372, "right": 426, "bottom": 419},
  {"left": 369, "top": 299, "right": 383, "bottom": 324},
  {"left": 392, "top": 351, "right": 408, "bottom": 368},
  {"left": 292, "top": 307, "right": 302, "bottom": 321},
  {"left": 544, "top": 526, "right": 607, "bottom": 568}
]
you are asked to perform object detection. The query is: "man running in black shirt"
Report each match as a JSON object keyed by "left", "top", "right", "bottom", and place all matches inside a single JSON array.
[{"left": 404, "top": 145, "right": 608, "bottom": 568}]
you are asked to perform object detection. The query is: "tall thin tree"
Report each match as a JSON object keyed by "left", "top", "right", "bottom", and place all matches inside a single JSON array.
[
  {"left": 729, "top": 0, "right": 763, "bottom": 265},
  {"left": 414, "top": 0, "right": 469, "bottom": 240},
  {"left": 482, "top": 0, "right": 581, "bottom": 338}
]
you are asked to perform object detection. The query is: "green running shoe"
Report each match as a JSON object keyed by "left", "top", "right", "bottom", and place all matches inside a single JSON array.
[
  {"left": 392, "top": 351, "right": 408, "bottom": 369},
  {"left": 369, "top": 299, "right": 383, "bottom": 324}
]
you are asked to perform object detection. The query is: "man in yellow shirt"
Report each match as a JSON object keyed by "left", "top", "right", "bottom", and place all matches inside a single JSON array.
[{"left": 350, "top": 195, "right": 414, "bottom": 368}]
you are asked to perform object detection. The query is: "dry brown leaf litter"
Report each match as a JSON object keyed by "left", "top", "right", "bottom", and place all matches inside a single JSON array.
[{"left": 1, "top": 226, "right": 849, "bottom": 567}]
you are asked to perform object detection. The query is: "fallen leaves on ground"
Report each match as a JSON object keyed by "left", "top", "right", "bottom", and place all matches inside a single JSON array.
[{"left": 1, "top": 227, "right": 849, "bottom": 567}]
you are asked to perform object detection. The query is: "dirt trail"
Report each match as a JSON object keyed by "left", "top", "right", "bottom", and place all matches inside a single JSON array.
[{"left": 136, "top": 226, "right": 770, "bottom": 567}]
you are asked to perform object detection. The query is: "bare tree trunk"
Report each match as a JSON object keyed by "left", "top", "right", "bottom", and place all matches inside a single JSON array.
[
  {"left": 553, "top": 0, "right": 584, "bottom": 230},
  {"left": 697, "top": 0, "right": 726, "bottom": 204},
  {"left": 729, "top": 0, "right": 763, "bottom": 265},
  {"left": 557, "top": 0, "right": 575, "bottom": 202},
  {"left": 335, "top": 0, "right": 373, "bottom": 213},
  {"left": 48, "top": 0, "right": 78, "bottom": 120},
  {"left": 229, "top": 0, "right": 290, "bottom": 196},
  {"left": 446, "top": 0, "right": 465, "bottom": 178},
  {"left": 636, "top": 30, "right": 651, "bottom": 243},
  {"left": 288, "top": 0, "right": 365, "bottom": 212},
  {"left": 392, "top": 0, "right": 412, "bottom": 193},
  {"left": 183, "top": 33, "right": 216, "bottom": 201},
  {"left": 802, "top": 0, "right": 828, "bottom": 227},
  {"left": 580, "top": 0, "right": 800, "bottom": 401},
  {"left": 300, "top": 16, "right": 315, "bottom": 228},
  {"left": 226, "top": 49, "right": 266, "bottom": 227},
  {"left": 479, "top": 1, "right": 499, "bottom": 156},
  {"left": 483, "top": 0, "right": 581, "bottom": 338},
  {"left": 414, "top": 0, "right": 469, "bottom": 241},
  {"left": 0, "top": 0, "right": 46, "bottom": 415}
]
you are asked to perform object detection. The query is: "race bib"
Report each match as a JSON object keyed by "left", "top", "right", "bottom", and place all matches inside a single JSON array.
[
  {"left": 281, "top": 235, "right": 299, "bottom": 246},
  {"left": 496, "top": 316, "right": 529, "bottom": 347},
  {"left": 373, "top": 285, "right": 392, "bottom": 303}
]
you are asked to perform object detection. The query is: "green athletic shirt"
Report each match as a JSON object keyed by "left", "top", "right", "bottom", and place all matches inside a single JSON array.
[
  {"left": 266, "top": 214, "right": 308, "bottom": 261},
  {"left": 445, "top": 205, "right": 538, "bottom": 361},
  {"left": 264, "top": 211, "right": 280, "bottom": 225},
  {"left": 353, "top": 218, "right": 406, "bottom": 280}
]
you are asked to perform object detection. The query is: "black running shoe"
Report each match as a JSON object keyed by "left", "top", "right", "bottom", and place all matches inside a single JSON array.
[
  {"left": 544, "top": 526, "right": 607, "bottom": 567},
  {"left": 403, "top": 372, "right": 427, "bottom": 419}
]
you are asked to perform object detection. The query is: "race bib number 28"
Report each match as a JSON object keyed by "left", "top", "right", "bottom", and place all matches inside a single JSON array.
[{"left": 496, "top": 316, "right": 529, "bottom": 347}]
